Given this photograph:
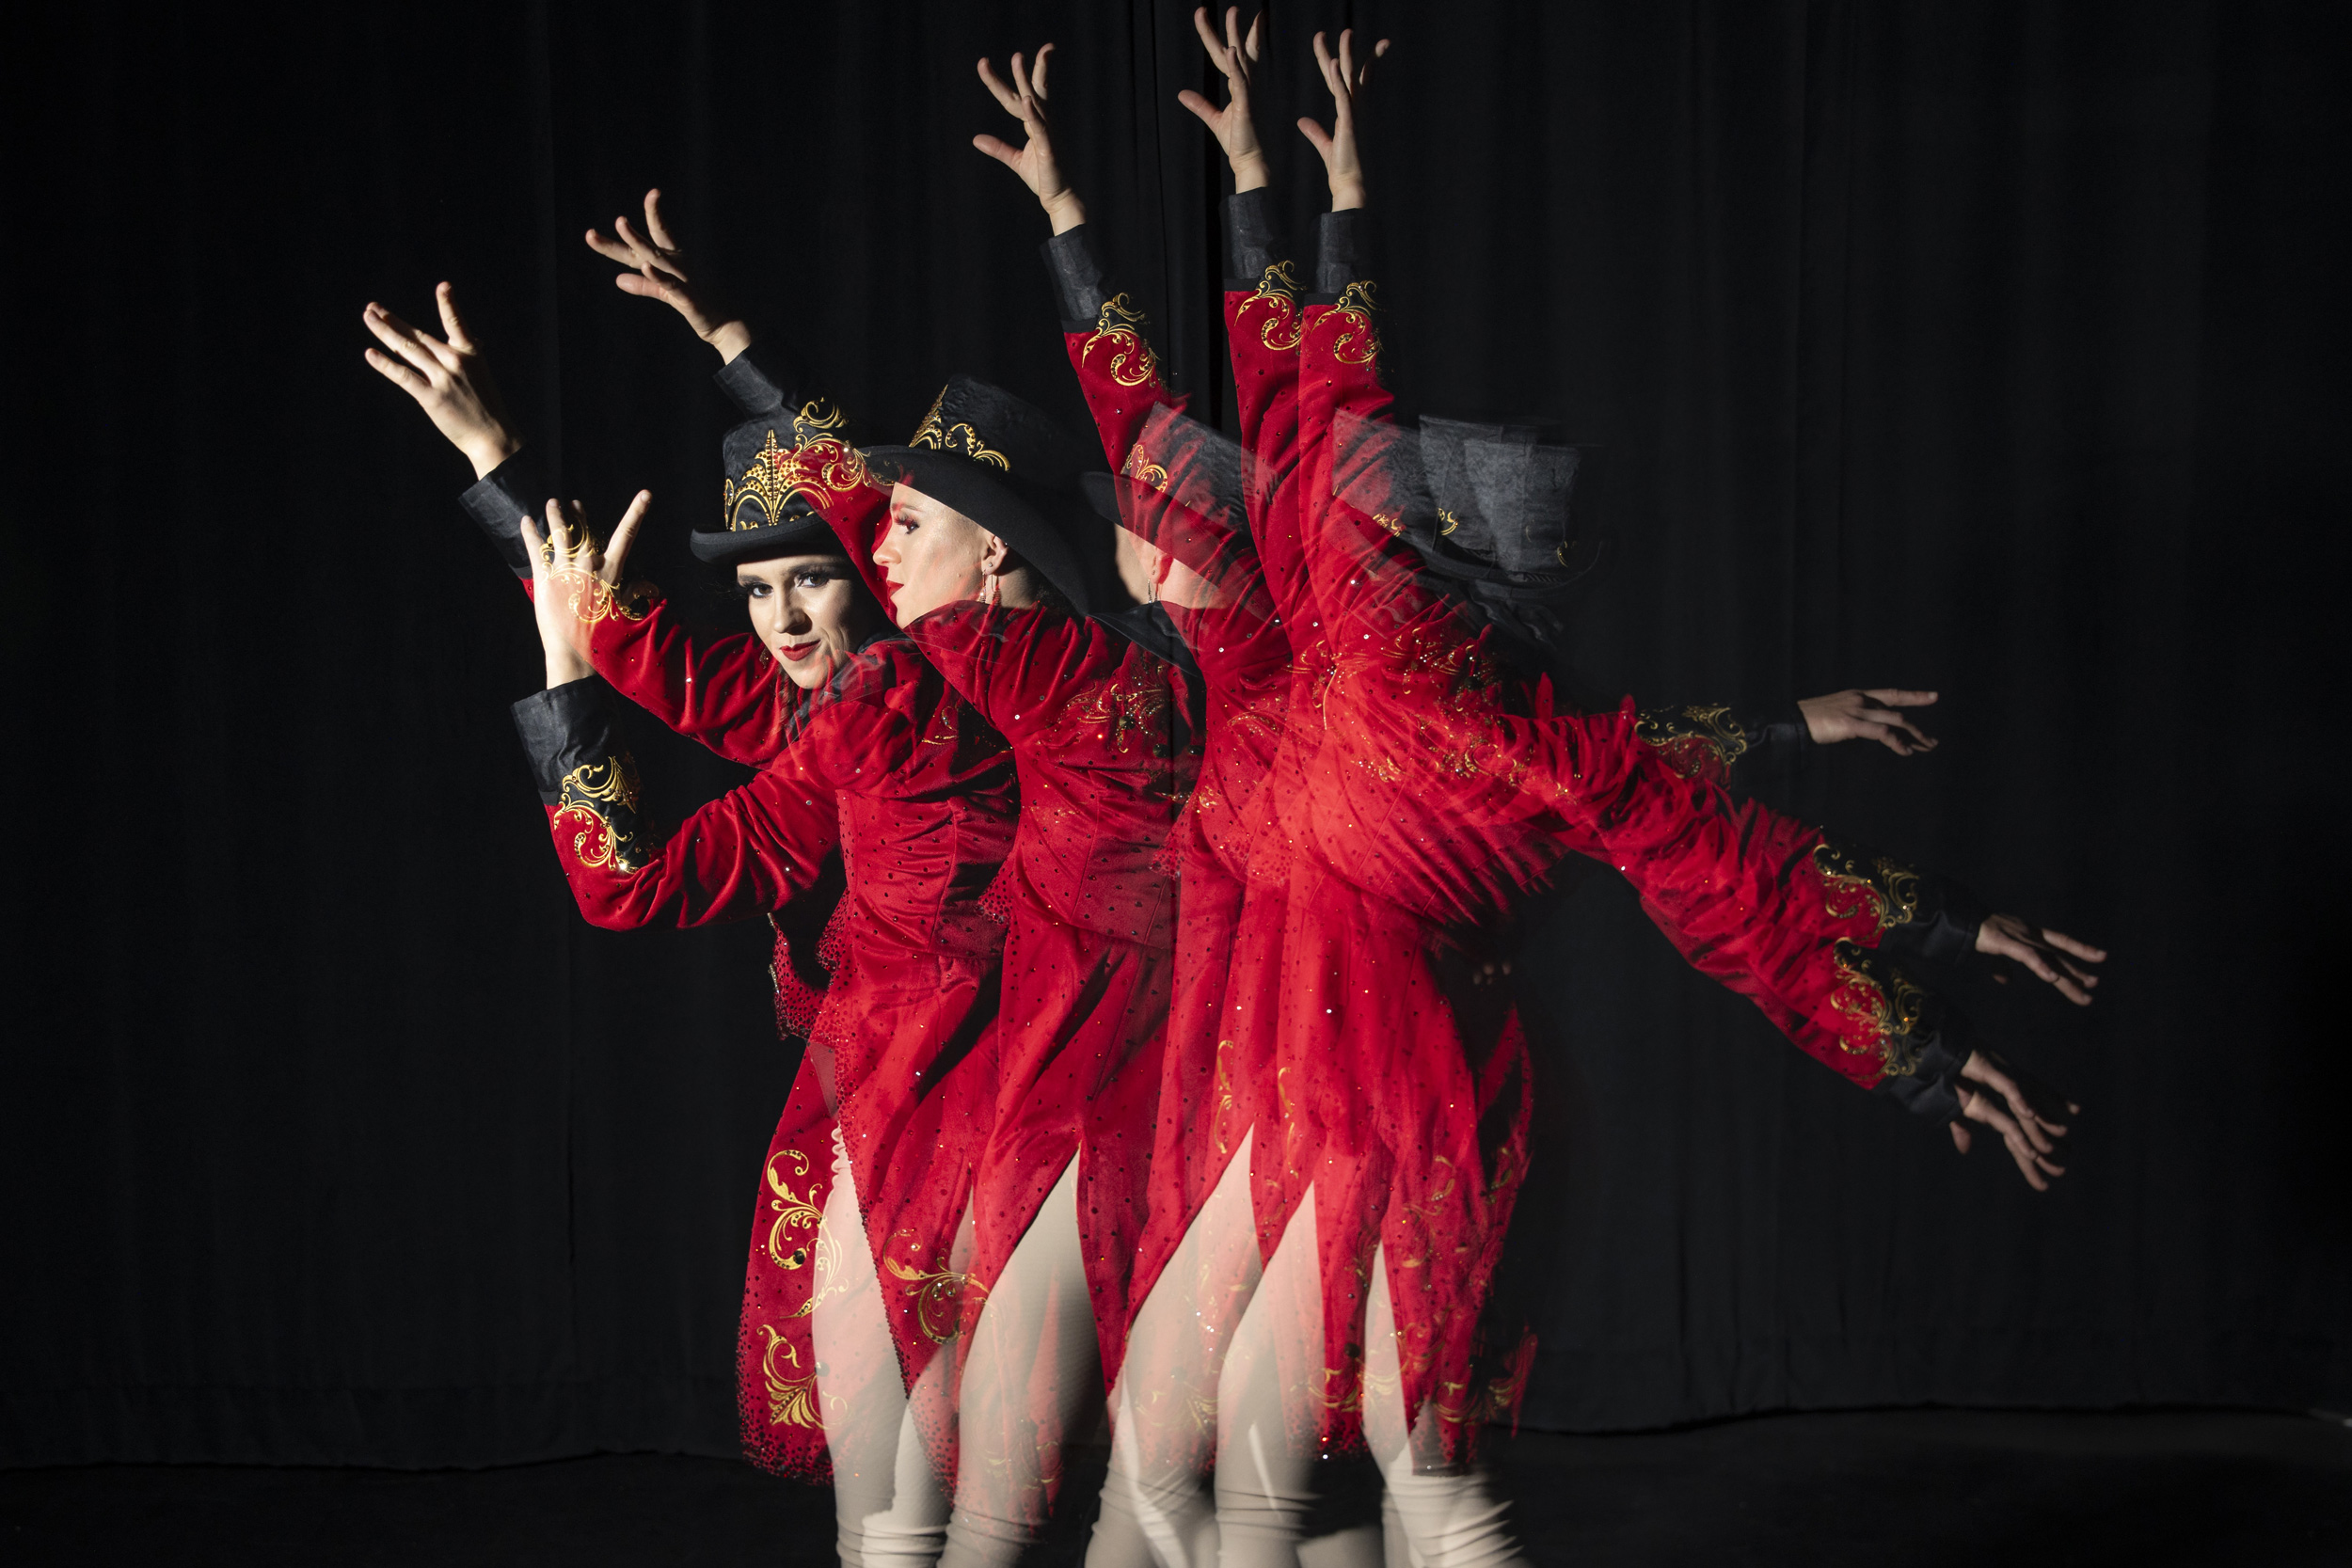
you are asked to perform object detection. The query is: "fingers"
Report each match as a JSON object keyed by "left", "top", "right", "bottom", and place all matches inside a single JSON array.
[
  {"left": 1964, "top": 1052, "right": 2068, "bottom": 1143},
  {"left": 1854, "top": 719, "right": 1915, "bottom": 756},
  {"left": 1192, "top": 6, "right": 1224, "bottom": 58},
  {"left": 604, "top": 490, "right": 652, "bottom": 583},
  {"left": 1852, "top": 704, "right": 1936, "bottom": 750},
  {"left": 583, "top": 226, "right": 637, "bottom": 265},
  {"left": 1961, "top": 1087, "right": 2061, "bottom": 1191},
  {"left": 362, "top": 304, "right": 452, "bottom": 375},
  {"left": 1861, "top": 689, "right": 1939, "bottom": 707},
  {"left": 1176, "top": 88, "right": 1221, "bottom": 128},
  {"left": 613, "top": 214, "right": 682, "bottom": 278},
  {"left": 976, "top": 55, "right": 1024, "bottom": 116},
  {"left": 361, "top": 345, "right": 430, "bottom": 395},
  {"left": 1297, "top": 116, "right": 1334, "bottom": 155},
  {"left": 435, "top": 281, "right": 475, "bottom": 352},
  {"left": 643, "top": 188, "right": 679, "bottom": 252},
  {"left": 972, "top": 134, "right": 1025, "bottom": 169},
  {"left": 1031, "top": 41, "right": 1053, "bottom": 102},
  {"left": 2042, "top": 927, "right": 2109, "bottom": 964}
]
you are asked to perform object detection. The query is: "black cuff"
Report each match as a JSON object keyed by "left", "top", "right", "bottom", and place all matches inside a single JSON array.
[
  {"left": 1879, "top": 870, "right": 1993, "bottom": 967},
  {"left": 1041, "top": 225, "right": 1112, "bottom": 331},
  {"left": 1746, "top": 705, "right": 1812, "bottom": 756},
  {"left": 461, "top": 449, "right": 552, "bottom": 578},
  {"left": 512, "top": 675, "right": 621, "bottom": 803},
  {"left": 1224, "top": 190, "right": 1287, "bottom": 289},
  {"left": 1812, "top": 839, "right": 1991, "bottom": 969},
  {"left": 712, "top": 340, "right": 813, "bottom": 419},
  {"left": 1313, "top": 209, "right": 1373, "bottom": 300},
  {"left": 1874, "top": 1018, "right": 1971, "bottom": 1122},
  {"left": 1837, "top": 941, "right": 1972, "bottom": 1120}
]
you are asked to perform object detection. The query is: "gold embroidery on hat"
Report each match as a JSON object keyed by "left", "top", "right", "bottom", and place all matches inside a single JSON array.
[
  {"left": 908, "top": 387, "right": 1011, "bottom": 469},
  {"left": 723, "top": 402, "right": 866, "bottom": 532}
]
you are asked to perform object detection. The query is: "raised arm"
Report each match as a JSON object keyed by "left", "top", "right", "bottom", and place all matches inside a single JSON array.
[{"left": 514, "top": 512, "right": 839, "bottom": 928}]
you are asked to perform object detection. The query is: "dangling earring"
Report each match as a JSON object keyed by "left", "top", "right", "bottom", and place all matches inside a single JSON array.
[{"left": 981, "top": 569, "right": 1000, "bottom": 609}]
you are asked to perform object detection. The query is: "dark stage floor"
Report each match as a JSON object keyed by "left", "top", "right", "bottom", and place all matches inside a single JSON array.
[{"left": 3, "top": 1408, "right": 2345, "bottom": 1565}]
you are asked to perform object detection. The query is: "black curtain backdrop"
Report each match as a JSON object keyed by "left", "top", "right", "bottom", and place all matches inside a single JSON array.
[{"left": 4, "top": 1, "right": 2344, "bottom": 1468}]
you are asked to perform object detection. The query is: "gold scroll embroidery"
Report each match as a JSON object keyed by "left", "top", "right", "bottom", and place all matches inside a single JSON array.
[
  {"left": 1812, "top": 840, "right": 1922, "bottom": 932},
  {"left": 1830, "top": 938, "right": 1931, "bottom": 1076},
  {"left": 724, "top": 405, "right": 867, "bottom": 532},
  {"left": 884, "top": 1258, "right": 976, "bottom": 1344},
  {"left": 553, "top": 756, "right": 648, "bottom": 874},
  {"left": 756, "top": 1323, "right": 821, "bottom": 1428},
  {"left": 1241, "top": 259, "right": 1304, "bottom": 350},
  {"left": 763, "top": 1148, "right": 822, "bottom": 1271},
  {"left": 908, "top": 388, "right": 1009, "bottom": 468},
  {"left": 1083, "top": 293, "right": 1160, "bottom": 388},
  {"left": 1632, "top": 705, "right": 1753, "bottom": 780},
  {"left": 1329, "top": 279, "right": 1382, "bottom": 366}
]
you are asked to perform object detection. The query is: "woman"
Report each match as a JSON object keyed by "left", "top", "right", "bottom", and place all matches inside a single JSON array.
[
  {"left": 363, "top": 273, "right": 1019, "bottom": 1567},
  {"left": 1251, "top": 27, "right": 2102, "bottom": 1568}
]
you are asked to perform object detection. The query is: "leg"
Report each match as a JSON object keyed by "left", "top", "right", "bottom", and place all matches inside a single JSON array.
[
  {"left": 1362, "top": 1249, "right": 1525, "bottom": 1568},
  {"left": 1087, "top": 1131, "right": 1266, "bottom": 1568},
  {"left": 816, "top": 1136, "right": 952, "bottom": 1567},
  {"left": 941, "top": 1159, "right": 1101, "bottom": 1568},
  {"left": 1214, "top": 1183, "right": 1326, "bottom": 1568}
]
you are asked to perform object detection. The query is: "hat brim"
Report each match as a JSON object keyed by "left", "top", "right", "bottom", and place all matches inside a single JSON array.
[
  {"left": 863, "top": 446, "right": 1104, "bottom": 615},
  {"left": 688, "top": 511, "right": 844, "bottom": 565}
]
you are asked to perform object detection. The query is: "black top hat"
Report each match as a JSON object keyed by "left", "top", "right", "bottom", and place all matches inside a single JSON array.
[
  {"left": 689, "top": 406, "right": 858, "bottom": 565},
  {"left": 1332, "top": 411, "right": 1603, "bottom": 653},
  {"left": 860, "top": 376, "right": 1122, "bottom": 616}
]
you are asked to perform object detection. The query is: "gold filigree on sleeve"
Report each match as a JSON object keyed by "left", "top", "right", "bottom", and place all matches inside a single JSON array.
[
  {"left": 1082, "top": 293, "right": 1162, "bottom": 388},
  {"left": 1830, "top": 938, "right": 1932, "bottom": 1077},
  {"left": 1812, "top": 839, "right": 1923, "bottom": 933},
  {"left": 1633, "top": 705, "right": 1752, "bottom": 783},
  {"left": 1328, "top": 279, "right": 1382, "bottom": 367},
  {"left": 1238, "top": 260, "right": 1304, "bottom": 351},
  {"left": 553, "top": 754, "right": 649, "bottom": 874}
]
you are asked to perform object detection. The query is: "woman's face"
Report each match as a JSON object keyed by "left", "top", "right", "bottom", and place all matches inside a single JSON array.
[
  {"left": 871, "top": 482, "right": 1002, "bottom": 626},
  {"left": 736, "top": 553, "right": 872, "bottom": 689}
]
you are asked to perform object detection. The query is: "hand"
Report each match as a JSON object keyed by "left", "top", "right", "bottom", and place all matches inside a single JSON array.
[
  {"left": 519, "top": 493, "right": 650, "bottom": 689},
  {"left": 583, "top": 190, "right": 751, "bottom": 361},
  {"left": 1177, "top": 7, "right": 1269, "bottom": 193},
  {"left": 1799, "top": 688, "right": 1939, "bottom": 755},
  {"left": 974, "top": 45, "right": 1087, "bottom": 233},
  {"left": 1296, "top": 27, "right": 1390, "bottom": 210},
  {"left": 361, "top": 283, "right": 520, "bottom": 479},
  {"left": 1949, "top": 1049, "right": 2077, "bottom": 1191},
  {"left": 1977, "top": 913, "right": 2106, "bottom": 1006}
]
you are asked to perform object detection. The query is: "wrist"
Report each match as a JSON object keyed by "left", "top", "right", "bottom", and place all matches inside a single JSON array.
[
  {"left": 465, "top": 431, "right": 523, "bottom": 482},
  {"left": 1045, "top": 190, "right": 1088, "bottom": 235},
  {"left": 705, "top": 320, "right": 754, "bottom": 363},
  {"left": 543, "top": 637, "right": 595, "bottom": 688},
  {"left": 1329, "top": 181, "right": 1367, "bottom": 212},
  {"left": 1230, "top": 151, "right": 1271, "bottom": 194}
]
